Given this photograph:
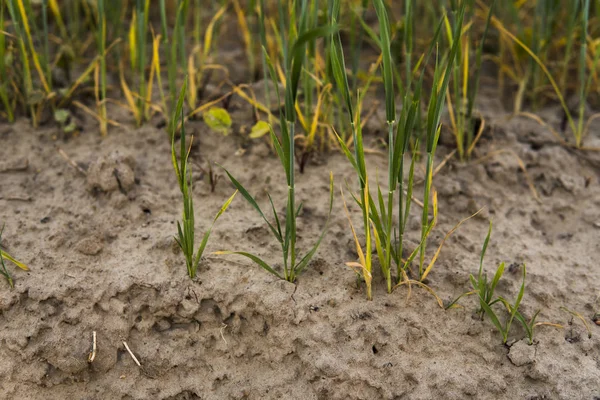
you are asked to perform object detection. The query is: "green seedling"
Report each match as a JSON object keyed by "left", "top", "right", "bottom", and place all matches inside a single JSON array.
[
  {"left": 491, "top": 0, "right": 600, "bottom": 148},
  {"left": 446, "top": 221, "right": 499, "bottom": 316},
  {"left": 0, "top": 2, "right": 14, "bottom": 122},
  {"left": 217, "top": 9, "right": 336, "bottom": 283},
  {"left": 481, "top": 265, "right": 526, "bottom": 344},
  {"left": 0, "top": 225, "right": 29, "bottom": 288},
  {"left": 329, "top": 0, "right": 372, "bottom": 298},
  {"left": 54, "top": 109, "right": 77, "bottom": 134},
  {"left": 170, "top": 82, "right": 237, "bottom": 279},
  {"left": 419, "top": 2, "right": 466, "bottom": 279},
  {"left": 446, "top": 0, "right": 496, "bottom": 160}
]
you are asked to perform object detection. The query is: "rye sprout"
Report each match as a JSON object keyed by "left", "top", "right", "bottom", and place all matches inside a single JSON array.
[
  {"left": 170, "top": 81, "right": 237, "bottom": 279},
  {"left": 490, "top": 0, "right": 600, "bottom": 148},
  {"left": 419, "top": 2, "right": 466, "bottom": 280},
  {"left": 482, "top": 264, "right": 526, "bottom": 344},
  {"left": 446, "top": 221, "right": 499, "bottom": 315},
  {"left": 446, "top": 0, "right": 496, "bottom": 160},
  {"left": 96, "top": 0, "right": 107, "bottom": 136},
  {"left": 329, "top": 0, "right": 372, "bottom": 298},
  {"left": 217, "top": 6, "right": 336, "bottom": 283},
  {"left": 0, "top": 3, "right": 14, "bottom": 122}
]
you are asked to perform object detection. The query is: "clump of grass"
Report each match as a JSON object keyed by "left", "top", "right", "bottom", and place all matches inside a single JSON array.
[
  {"left": 446, "top": 0, "right": 496, "bottom": 160},
  {"left": 0, "top": 3, "right": 13, "bottom": 122},
  {"left": 447, "top": 222, "right": 560, "bottom": 344},
  {"left": 0, "top": 225, "right": 29, "bottom": 288},
  {"left": 491, "top": 0, "right": 600, "bottom": 148},
  {"left": 216, "top": 8, "right": 336, "bottom": 283},
  {"left": 170, "top": 81, "right": 237, "bottom": 279},
  {"left": 6, "top": 0, "right": 51, "bottom": 127},
  {"left": 329, "top": 0, "right": 372, "bottom": 298},
  {"left": 482, "top": 264, "right": 526, "bottom": 344},
  {"left": 331, "top": 0, "right": 466, "bottom": 299}
]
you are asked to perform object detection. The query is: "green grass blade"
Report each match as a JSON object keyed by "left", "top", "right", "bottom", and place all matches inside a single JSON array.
[
  {"left": 219, "top": 166, "right": 282, "bottom": 243},
  {"left": 489, "top": 262, "right": 505, "bottom": 299},
  {"left": 216, "top": 251, "right": 283, "bottom": 279},
  {"left": 478, "top": 221, "right": 493, "bottom": 280}
]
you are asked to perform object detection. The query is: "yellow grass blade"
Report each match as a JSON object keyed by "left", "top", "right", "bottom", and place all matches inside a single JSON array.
[
  {"left": 129, "top": 11, "right": 137, "bottom": 70},
  {"left": 16, "top": 0, "right": 50, "bottom": 93},
  {"left": 490, "top": 13, "right": 577, "bottom": 138},
  {"left": 420, "top": 207, "right": 484, "bottom": 282},
  {"left": 462, "top": 36, "right": 469, "bottom": 100},
  {"left": 233, "top": 0, "right": 252, "bottom": 64},
  {"left": 48, "top": 0, "right": 67, "bottom": 39},
  {"left": 560, "top": 307, "right": 593, "bottom": 338},
  {"left": 203, "top": 4, "right": 228, "bottom": 59},
  {"left": 341, "top": 187, "right": 372, "bottom": 300},
  {"left": 307, "top": 84, "right": 331, "bottom": 147},
  {"left": 188, "top": 53, "right": 198, "bottom": 109},
  {"left": 119, "top": 62, "right": 141, "bottom": 125},
  {"left": 294, "top": 102, "right": 309, "bottom": 133},
  {"left": 1, "top": 250, "right": 29, "bottom": 271},
  {"left": 394, "top": 279, "right": 444, "bottom": 308}
]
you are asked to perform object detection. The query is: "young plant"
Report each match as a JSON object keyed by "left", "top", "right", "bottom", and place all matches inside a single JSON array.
[
  {"left": 446, "top": 221, "right": 499, "bottom": 315},
  {"left": 419, "top": 2, "right": 466, "bottom": 279},
  {"left": 0, "top": 3, "right": 14, "bottom": 122},
  {"left": 481, "top": 264, "right": 525, "bottom": 344},
  {"left": 329, "top": 0, "right": 372, "bottom": 298},
  {"left": 6, "top": 0, "right": 51, "bottom": 126},
  {"left": 491, "top": 0, "right": 600, "bottom": 148},
  {"left": 121, "top": 0, "right": 151, "bottom": 126},
  {"left": 450, "top": 222, "right": 524, "bottom": 343},
  {"left": 170, "top": 82, "right": 237, "bottom": 279},
  {"left": 217, "top": 10, "right": 336, "bottom": 283},
  {"left": 446, "top": 0, "right": 496, "bottom": 160},
  {"left": 0, "top": 225, "right": 29, "bottom": 288}
]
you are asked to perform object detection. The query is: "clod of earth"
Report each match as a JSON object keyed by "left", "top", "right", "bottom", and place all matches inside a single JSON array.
[{"left": 86, "top": 152, "right": 136, "bottom": 194}]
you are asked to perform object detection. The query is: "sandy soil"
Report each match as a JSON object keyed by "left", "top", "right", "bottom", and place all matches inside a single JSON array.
[{"left": 1, "top": 44, "right": 600, "bottom": 400}]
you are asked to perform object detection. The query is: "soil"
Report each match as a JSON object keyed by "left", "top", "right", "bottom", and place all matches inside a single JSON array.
[{"left": 2, "top": 27, "right": 600, "bottom": 400}]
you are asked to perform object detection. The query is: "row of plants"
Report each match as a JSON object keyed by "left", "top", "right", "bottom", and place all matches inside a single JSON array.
[
  {"left": 1, "top": 0, "right": 597, "bottom": 346},
  {"left": 1, "top": 1, "right": 599, "bottom": 153}
]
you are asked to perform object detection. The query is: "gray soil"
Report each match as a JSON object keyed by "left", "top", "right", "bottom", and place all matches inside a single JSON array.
[{"left": 1, "top": 74, "right": 600, "bottom": 399}]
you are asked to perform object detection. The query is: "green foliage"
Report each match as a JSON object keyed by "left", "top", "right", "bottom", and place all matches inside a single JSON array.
[
  {"left": 204, "top": 107, "right": 232, "bottom": 135},
  {"left": 170, "top": 82, "right": 237, "bottom": 279},
  {"left": 217, "top": 6, "right": 336, "bottom": 283}
]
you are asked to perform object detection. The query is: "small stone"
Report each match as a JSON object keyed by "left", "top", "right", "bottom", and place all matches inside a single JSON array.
[
  {"left": 87, "top": 152, "right": 136, "bottom": 193},
  {"left": 0, "top": 157, "right": 29, "bottom": 172},
  {"left": 508, "top": 339, "right": 536, "bottom": 366},
  {"left": 141, "top": 233, "right": 150, "bottom": 240},
  {"left": 154, "top": 318, "right": 171, "bottom": 332},
  {"left": 75, "top": 236, "right": 103, "bottom": 255}
]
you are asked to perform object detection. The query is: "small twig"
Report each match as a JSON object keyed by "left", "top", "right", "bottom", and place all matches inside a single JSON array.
[
  {"left": 123, "top": 341, "right": 141, "bottom": 367},
  {"left": 87, "top": 331, "right": 97, "bottom": 363},
  {"left": 219, "top": 323, "right": 228, "bottom": 345},
  {"left": 57, "top": 147, "right": 87, "bottom": 176}
]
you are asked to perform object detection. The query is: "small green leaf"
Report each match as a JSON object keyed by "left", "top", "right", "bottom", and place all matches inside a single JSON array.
[
  {"left": 54, "top": 109, "right": 70, "bottom": 124},
  {"left": 64, "top": 122, "right": 77, "bottom": 133},
  {"left": 204, "top": 107, "right": 232, "bottom": 135},
  {"left": 249, "top": 120, "right": 270, "bottom": 139}
]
